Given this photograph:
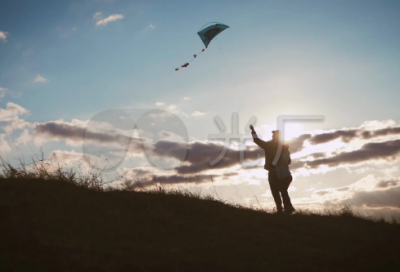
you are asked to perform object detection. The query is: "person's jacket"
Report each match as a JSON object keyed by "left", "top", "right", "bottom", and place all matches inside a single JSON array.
[
  {"left": 275, "top": 147, "right": 292, "bottom": 179},
  {"left": 251, "top": 131, "right": 292, "bottom": 178}
]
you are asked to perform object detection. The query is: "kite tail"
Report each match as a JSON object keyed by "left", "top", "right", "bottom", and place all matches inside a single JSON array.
[{"left": 175, "top": 48, "right": 206, "bottom": 71}]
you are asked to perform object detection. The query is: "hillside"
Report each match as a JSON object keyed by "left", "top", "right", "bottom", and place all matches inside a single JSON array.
[{"left": 1, "top": 177, "right": 400, "bottom": 272}]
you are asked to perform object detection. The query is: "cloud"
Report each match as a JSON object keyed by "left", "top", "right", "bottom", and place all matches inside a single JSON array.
[
  {"left": 0, "top": 87, "right": 7, "bottom": 99},
  {"left": 305, "top": 139, "right": 400, "bottom": 169},
  {"left": 35, "top": 119, "right": 400, "bottom": 177},
  {"left": 33, "top": 123, "right": 262, "bottom": 177},
  {"left": 165, "top": 104, "right": 178, "bottom": 114},
  {"left": 47, "top": 150, "right": 89, "bottom": 167},
  {"left": 152, "top": 141, "right": 262, "bottom": 175},
  {"left": 143, "top": 23, "right": 156, "bottom": 32},
  {"left": 30, "top": 117, "right": 400, "bottom": 180},
  {"left": 0, "top": 87, "right": 21, "bottom": 101},
  {"left": 122, "top": 167, "right": 217, "bottom": 188},
  {"left": 346, "top": 186, "right": 400, "bottom": 208},
  {"left": 0, "top": 31, "right": 8, "bottom": 42},
  {"left": 156, "top": 102, "right": 165, "bottom": 106},
  {"left": 22, "top": 49, "right": 33, "bottom": 57},
  {"left": 287, "top": 134, "right": 311, "bottom": 153},
  {"left": 93, "top": 12, "right": 102, "bottom": 20},
  {"left": 192, "top": 111, "right": 206, "bottom": 117},
  {"left": 56, "top": 26, "right": 78, "bottom": 38},
  {"left": 33, "top": 75, "right": 48, "bottom": 83},
  {"left": 309, "top": 129, "right": 358, "bottom": 144},
  {"left": 183, "top": 97, "right": 190, "bottom": 100},
  {"left": 0, "top": 134, "right": 11, "bottom": 153},
  {"left": 15, "top": 129, "right": 32, "bottom": 146},
  {"left": 361, "top": 126, "right": 400, "bottom": 139},
  {"left": 376, "top": 179, "right": 399, "bottom": 189},
  {"left": 22, "top": 150, "right": 101, "bottom": 174},
  {"left": 340, "top": 177, "right": 400, "bottom": 209},
  {"left": 287, "top": 121, "right": 400, "bottom": 154},
  {"left": 34, "top": 120, "right": 145, "bottom": 152},
  {"left": 0, "top": 102, "right": 29, "bottom": 123},
  {"left": 96, "top": 14, "right": 124, "bottom": 26},
  {"left": 304, "top": 174, "right": 400, "bottom": 210}
]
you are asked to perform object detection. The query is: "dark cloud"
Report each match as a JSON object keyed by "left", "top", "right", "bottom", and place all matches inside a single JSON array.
[
  {"left": 289, "top": 160, "right": 306, "bottom": 171},
  {"left": 305, "top": 139, "right": 400, "bottom": 169},
  {"left": 361, "top": 127, "right": 400, "bottom": 139},
  {"left": 36, "top": 122, "right": 131, "bottom": 144},
  {"left": 344, "top": 186, "right": 400, "bottom": 208},
  {"left": 315, "top": 191, "right": 329, "bottom": 196},
  {"left": 223, "top": 172, "right": 238, "bottom": 177},
  {"left": 176, "top": 144, "right": 262, "bottom": 174},
  {"left": 159, "top": 131, "right": 171, "bottom": 138},
  {"left": 35, "top": 123, "right": 261, "bottom": 175},
  {"left": 291, "top": 125, "right": 400, "bottom": 150},
  {"left": 152, "top": 141, "right": 187, "bottom": 160},
  {"left": 309, "top": 129, "right": 358, "bottom": 144},
  {"left": 35, "top": 122, "right": 86, "bottom": 141},
  {"left": 35, "top": 121, "right": 400, "bottom": 177},
  {"left": 376, "top": 179, "right": 399, "bottom": 188},
  {"left": 123, "top": 168, "right": 219, "bottom": 188},
  {"left": 35, "top": 121, "right": 144, "bottom": 153},
  {"left": 287, "top": 134, "right": 311, "bottom": 153},
  {"left": 152, "top": 174, "right": 213, "bottom": 185},
  {"left": 151, "top": 140, "right": 263, "bottom": 174},
  {"left": 310, "top": 152, "right": 326, "bottom": 159}
]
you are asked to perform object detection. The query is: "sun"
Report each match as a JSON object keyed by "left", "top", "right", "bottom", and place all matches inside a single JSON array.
[{"left": 282, "top": 123, "right": 303, "bottom": 142}]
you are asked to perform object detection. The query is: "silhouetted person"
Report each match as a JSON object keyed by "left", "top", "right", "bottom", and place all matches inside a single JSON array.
[{"left": 250, "top": 125, "right": 295, "bottom": 214}]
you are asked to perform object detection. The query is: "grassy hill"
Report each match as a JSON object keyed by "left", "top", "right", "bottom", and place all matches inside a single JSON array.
[{"left": 1, "top": 174, "right": 400, "bottom": 272}]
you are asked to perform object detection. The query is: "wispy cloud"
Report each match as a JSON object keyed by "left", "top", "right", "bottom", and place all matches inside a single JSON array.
[
  {"left": 0, "top": 134, "right": 11, "bottom": 153},
  {"left": 96, "top": 14, "right": 124, "bottom": 26},
  {"left": 33, "top": 75, "right": 48, "bottom": 83},
  {"left": 143, "top": 23, "right": 156, "bottom": 32},
  {"left": 93, "top": 12, "right": 102, "bottom": 20},
  {"left": 56, "top": 26, "right": 78, "bottom": 38},
  {"left": 0, "top": 31, "right": 8, "bottom": 42},
  {"left": 22, "top": 49, "right": 33, "bottom": 57},
  {"left": 15, "top": 129, "right": 32, "bottom": 146},
  {"left": 183, "top": 96, "right": 190, "bottom": 100},
  {"left": 192, "top": 111, "right": 206, "bottom": 117},
  {"left": 0, "top": 102, "right": 31, "bottom": 134},
  {"left": 0, "top": 87, "right": 7, "bottom": 99}
]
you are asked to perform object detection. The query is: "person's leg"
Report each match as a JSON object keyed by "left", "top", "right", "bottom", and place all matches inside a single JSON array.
[
  {"left": 268, "top": 171, "right": 283, "bottom": 212},
  {"left": 279, "top": 175, "right": 295, "bottom": 213}
]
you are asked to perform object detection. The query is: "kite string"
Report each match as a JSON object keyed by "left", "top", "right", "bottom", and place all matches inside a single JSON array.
[
  {"left": 176, "top": 48, "right": 206, "bottom": 70},
  {"left": 189, "top": 49, "right": 205, "bottom": 63},
  {"left": 214, "top": 37, "right": 229, "bottom": 70},
  {"left": 214, "top": 37, "right": 242, "bottom": 113}
]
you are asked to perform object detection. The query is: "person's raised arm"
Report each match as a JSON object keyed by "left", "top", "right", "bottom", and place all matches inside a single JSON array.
[{"left": 250, "top": 125, "right": 267, "bottom": 148}]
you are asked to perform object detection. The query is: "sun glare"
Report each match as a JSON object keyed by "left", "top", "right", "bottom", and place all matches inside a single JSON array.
[{"left": 282, "top": 123, "right": 303, "bottom": 142}]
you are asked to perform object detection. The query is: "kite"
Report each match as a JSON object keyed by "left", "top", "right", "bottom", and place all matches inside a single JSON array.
[{"left": 175, "top": 22, "right": 229, "bottom": 71}]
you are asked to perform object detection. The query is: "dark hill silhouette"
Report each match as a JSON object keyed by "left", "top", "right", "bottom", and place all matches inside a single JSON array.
[{"left": 1, "top": 173, "right": 400, "bottom": 271}]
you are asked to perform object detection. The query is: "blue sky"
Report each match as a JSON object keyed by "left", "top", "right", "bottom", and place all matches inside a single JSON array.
[
  {"left": 1, "top": 0, "right": 400, "bottom": 216},
  {"left": 2, "top": 0, "right": 400, "bottom": 124}
]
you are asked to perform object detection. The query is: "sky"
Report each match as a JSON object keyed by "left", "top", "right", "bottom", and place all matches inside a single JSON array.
[{"left": 1, "top": 0, "right": 400, "bottom": 218}]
